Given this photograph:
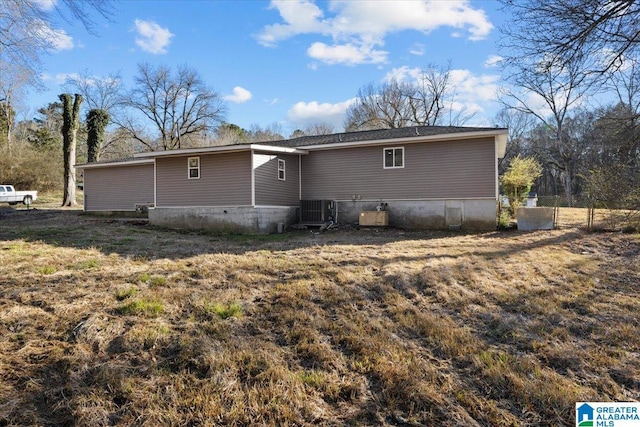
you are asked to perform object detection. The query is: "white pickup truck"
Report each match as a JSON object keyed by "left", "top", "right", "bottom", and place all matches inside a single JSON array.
[{"left": 0, "top": 185, "right": 38, "bottom": 206}]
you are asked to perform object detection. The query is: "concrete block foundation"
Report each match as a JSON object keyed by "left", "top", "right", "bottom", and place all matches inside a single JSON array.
[
  {"left": 149, "top": 206, "right": 298, "bottom": 234},
  {"left": 335, "top": 199, "right": 497, "bottom": 230}
]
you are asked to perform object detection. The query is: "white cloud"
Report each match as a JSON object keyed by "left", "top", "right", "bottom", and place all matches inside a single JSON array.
[
  {"left": 47, "top": 28, "right": 74, "bottom": 51},
  {"left": 258, "top": 0, "right": 493, "bottom": 65},
  {"left": 224, "top": 86, "right": 253, "bottom": 104},
  {"left": 449, "top": 69, "right": 500, "bottom": 102},
  {"left": 409, "top": 43, "right": 425, "bottom": 56},
  {"left": 327, "top": 1, "right": 492, "bottom": 40},
  {"left": 41, "top": 72, "right": 82, "bottom": 86},
  {"left": 258, "top": 0, "right": 328, "bottom": 47},
  {"left": 287, "top": 98, "right": 356, "bottom": 129},
  {"left": 384, "top": 65, "right": 422, "bottom": 82},
  {"left": 33, "top": 0, "right": 56, "bottom": 11},
  {"left": 32, "top": 20, "right": 73, "bottom": 51},
  {"left": 54, "top": 72, "right": 80, "bottom": 84},
  {"left": 134, "top": 19, "right": 173, "bottom": 54},
  {"left": 307, "top": 42, "right": 387, "bottom": 65},
  {"left": 484, "top": 55, "right": 503, "bottom": 68}
]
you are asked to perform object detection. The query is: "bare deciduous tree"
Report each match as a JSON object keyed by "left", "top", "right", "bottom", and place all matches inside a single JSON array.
[
  {"left": 607, "top": 61, "right": 640, "bottom": 185},
  {"left": 119, "top": 63, "right": 226, "bottom": 151},
  {"left": 345, "top": 80, "right": 412, "bottom": 131},
  {"left": 64, "top": 70, "right": 123, "bottom": 113},
  {"left": 0, "top": 60, "right": 31, "bottom": 148},
  {"left": 213, "top": 122, "right": 247, "bottom": 146},
  {"left": 406, "top": 63, "right": 452, "bottom": 126},
  {"left": 303, "top": 123, "right": 335, "bottom": 136},
  {"left": 0, "top": 0, "right": 113, "bottom": 78},
  {"left": 59, "top": 93, "right": 82, "bottom": 207},
  {"left": 499, "top": 0, "right": 640, "bottom": 76},
  {"left": 246, "top": 123, "right": 284, "bottom": 142},
  {"left": 345, "top": 63, "right": 464, "bottom": 131},
  {"left": 27, "top": 101, "right": 63, "bottom": 151},
  {"left": 493, "top": 108, "right": 535, "bottom": 174},
  {"left": 499, "top": 53, "right": 596, "bottom": 205},
  {"left": 64, "top": 70, "right": 123, "bottom": 158}
]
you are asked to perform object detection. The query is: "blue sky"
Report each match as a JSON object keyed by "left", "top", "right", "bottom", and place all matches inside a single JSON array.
[{"left": 26, "top": 0, "right": 510, "bottom": 136}]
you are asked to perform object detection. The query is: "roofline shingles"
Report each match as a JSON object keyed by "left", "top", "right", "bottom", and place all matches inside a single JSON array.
[{"left": 256, "top": 125, "right": 506, "bottom": 148}]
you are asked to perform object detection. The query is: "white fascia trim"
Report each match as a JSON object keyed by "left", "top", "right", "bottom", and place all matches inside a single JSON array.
[
  {"left": 299, "top": 129, "right": 509, "bottom": 152},
  {"left": 251, "top": 145, "right": 308, "bottom": 155},
  {"left": 496, "top": 133, "right": 507, "bottom": 158},
  {"left": 134, "top": 144, "right": 307, "bottom": 159},
  {"left": 75, "top": 159, "right": 154, "bottom": 169}
]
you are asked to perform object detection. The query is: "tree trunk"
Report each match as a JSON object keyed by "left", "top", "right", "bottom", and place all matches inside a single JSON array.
[
  {"left": 86, "top": 109, "right": 109, "bottom": 162},
  {"left": 60, "top": 93, "right": 83, "bottom": 207},
  {"left": 562, "top": 160, "right": 573, "bottom": 207}
]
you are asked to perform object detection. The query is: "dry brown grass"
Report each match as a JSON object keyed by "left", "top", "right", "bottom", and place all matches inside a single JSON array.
[
  {"left": 1, "top": 207, "right": 638, "bottom": 426},
  {"left": 555, "top": 207, "right": 639, "bottom": 231}
]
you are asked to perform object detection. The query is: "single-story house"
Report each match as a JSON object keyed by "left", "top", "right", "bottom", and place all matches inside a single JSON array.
[{"left": 76, "top": 126, "right": 507, "bottom": 233}]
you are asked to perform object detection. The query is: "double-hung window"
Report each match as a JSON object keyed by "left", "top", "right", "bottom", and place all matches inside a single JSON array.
[
  {"left": 188, "top": 157, "right": 200, "bottom": 179},
  {"left": 383, "top": 147, "right": 404, "bottom": 169},
  {"left": 278, "top": 159, "right": 286, "bottom": 181}
]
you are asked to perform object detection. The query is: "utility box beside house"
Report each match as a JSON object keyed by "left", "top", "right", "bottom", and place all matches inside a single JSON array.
[
  {"left": 517, "top": 207, "right": 554, "bottom": 230},
  {"left": 359, "top": 211, "right": 389, "bottom": 226}
]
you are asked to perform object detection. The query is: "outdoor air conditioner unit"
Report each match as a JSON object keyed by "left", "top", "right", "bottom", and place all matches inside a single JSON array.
[{"left": 300, "top": 200, "right": 334, "bottom": 224}]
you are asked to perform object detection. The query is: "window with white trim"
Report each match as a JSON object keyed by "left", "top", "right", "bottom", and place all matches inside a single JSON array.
[
  {"left": 278, "top": 159, "right": 286, "bottom": 181},
  {"left": 188, "top": 157, "right": 200, "bottom": 179},
  {"left": 383, "top": 147, "right": 404, "bottom": 169}
]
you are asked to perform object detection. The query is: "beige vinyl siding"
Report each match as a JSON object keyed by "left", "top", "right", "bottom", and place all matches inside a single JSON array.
[
  {"left": 156, "top": 152, "right": 251, "bottom": 207},
  {"left": 301, "top": 137, "right": 495, "bottom": 200},
  {"left": 84, "top": 164, "right": 154, "bottom": 211},
  {"left": 254, "top": 153, "right": 299, "bottom": 206}
]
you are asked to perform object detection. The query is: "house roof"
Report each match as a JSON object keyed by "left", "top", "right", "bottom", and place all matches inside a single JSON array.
[
  {"left": 133, "top": 143, "right": 307, "bottom": 159},
  {"left": 261, "top": 126, "right": 507, "bottom": 149}
]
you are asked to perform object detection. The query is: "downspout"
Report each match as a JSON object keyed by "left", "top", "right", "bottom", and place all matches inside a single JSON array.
[
  {"left": 82, "top": 168, "right": 86, "bottom": 211},
  {"left": 495, "top": 136, "right": 500, "bottom": 227},
  {"left": 495, "top": 141, "right": 499, "bottom": 200},
  {"left": 299, "top": 154, "right": 303, "bottom": 200},
  {"left": 251, "top": 150, "right": 256, "bottom": 207},
  {"left": 154, "top": 159, "right": 157, "bottom": 208}
]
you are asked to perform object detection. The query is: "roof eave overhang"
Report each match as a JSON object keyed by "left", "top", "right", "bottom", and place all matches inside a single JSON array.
[
  {"left": 74, "top": 159, "right": 155, "bottom": 170},
  {"left": 133, "top": 144, "right": 308, "bottom": 159},
  {"left": 298, "top": 129, "right": 509, "bottom": 151}
]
